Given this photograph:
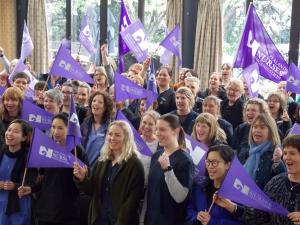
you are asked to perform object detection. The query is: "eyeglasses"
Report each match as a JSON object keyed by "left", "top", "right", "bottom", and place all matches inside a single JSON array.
[
  {"left": 227, "top": 88, "right": 240, "bottom": 93},
  {"left": 62, "top": 91, "right": 72, "bottom": 95},
  {"left": 205, "top": 159, "right": 223, "bottom": 167}
]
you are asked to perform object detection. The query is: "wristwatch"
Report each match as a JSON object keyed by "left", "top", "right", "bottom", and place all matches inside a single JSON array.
[{"left": 163, "top": 165, "right": 172, "bottom": 173}]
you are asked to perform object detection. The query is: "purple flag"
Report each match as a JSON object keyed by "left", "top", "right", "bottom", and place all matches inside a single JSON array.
[
  {"left": 290, "top": 123, "right": 300, "bottom": 135},
  {"left": 21, "top": 99, "right": 53, "bottom": 130},
  {"left": 20, "top": 21, "right": 34, "bottom": 60},
  {"left": 233, "top": 3, "right": 288, "bottom": 83},
  {"left": 118, "top": 0, "right": 132, "bottom": 72},
  {"left": 116, "top": 109, "right": 153, "bottom": 157},
  {"left": 160, "top": 25, "right": 181, "bottom": 65},
  {"left": 287, "top": 63, "right": 300, "bottom": 93},
  {"left": 241, "top": 63, "right": 260, "bottom": 98},
  {"left": 114, "top": 73, "right": 157, "bottom": 108},
  {"left": 61, "top": 38, "right": 71, "bottom": 51},
  {"left": 27, "top": 128, "right": 85, "bottom": 168},
  {"left": 66, "top": 96, "right": 82, "bottom": 151},
  {"left": 49, "top": 45, "right": 94, "bottom": 84},
  {"left": 0, "top": 86, "right": 6, "bottom": 96},
  {"left": 120, "top": 19, "right": 148, "bottom": 62},
  {"left": 79, "top": 15, "right": 96, "bottom": 54},
  {"left": 218, "top": 157, "right": 288, "bottom": 216},
  {"left": 185, "top": 134, "right": 208, "bottom": 176},
  {"left": 147, "top": 72, "right": 158, "bottom": 95},
  {"left": 159, "top": 48, "right": 173, "bottom": 65}
]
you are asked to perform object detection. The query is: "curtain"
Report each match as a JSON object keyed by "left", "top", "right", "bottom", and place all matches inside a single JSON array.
[
  {"left": 193, "top": 0, "right": 222, "bottom": 91},
  {"left": 27, "top": 0, "right": 49, "bottom": 74},
  {"left": 166, "top": 0, "right": 182, "bottom": 82},
  {"left": 0, "top": 0, "right": 17, "bottom": 69}
]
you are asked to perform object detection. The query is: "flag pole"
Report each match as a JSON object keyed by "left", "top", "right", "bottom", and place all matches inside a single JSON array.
[
  {"left": 21, "top": 168, "right": 28, "bottom": 186},
  {"left": 208, "top": 191, "right": 218, "bottom": 213},
  {"left": 77, "top": 44, "right": 82, "bottom": 57},
  {"left": 43, "top": 75, "right": 50, "bottom": 91},
  {"left": 74, "top": 145, "right": 78, "bottom": 163}
]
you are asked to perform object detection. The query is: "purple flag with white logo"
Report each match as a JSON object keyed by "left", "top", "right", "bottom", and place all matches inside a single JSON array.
[
  {"left": 114, "top": 72, "right": 157, "bottom": 109},
  {"left": 160, "top": 24, "right": 181, "bottom": 65},
  {"left": 116, "top": 109, "right": 153, "bottom": 157},
  {"left": 290, "top": 123, "right": 300, "bottom": 135},
  {"left": 50, "top": 45, "right": 94, "bottom": 84},
  {"left": 241, "top": 63, "right": 260, "bottom": 98},
  {"left": 233, "top": 3, "right": 288, "bottom": 83},
  {"left": 120, "top": 19, "right": 148, "bottom": 62},
  {"left": 27, "top": 128, "right": 85, "bottom": 168},
  {"left": 287, "top": 63, "right": 300, "bottom": 94},
  {"left": 118, "top": 0, "right": 132, "bottom": 72},
  {"left": 185, "top": 134, "right": 208, "bottom": 176},
  {"left": 147, "top": 72, "right": 158, "bottom": 95},
  {"left": 79, "top": 15, "right": 96, "bottom": 55},
  {"left": 218, "top": 157, "right": 288, "bottom": 216},
  {"left": 20, "top": 21, "right": 33, "bottom": 60},
  {"left": 21, "top": 99, "right": 53, "bottom": 130},
  {"left": 160, "top": 48, "right": 173, "bottom": 65},
  {"left": 66, "top": 96, "right": 82, "bottom": 151}
]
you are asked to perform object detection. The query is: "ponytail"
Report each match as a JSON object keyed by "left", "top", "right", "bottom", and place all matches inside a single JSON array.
[{"left": 178, "top": 127, "right": 186, "bottom": 149}]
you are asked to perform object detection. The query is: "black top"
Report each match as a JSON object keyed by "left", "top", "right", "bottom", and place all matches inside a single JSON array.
[
  {"left": 156, "top": 88, "right": 176, "bottom": 115},
  {"left": 170, "top": 110, "right": 199, "bottom": 135},
  {"left": 221, "top": 98, "right": 244, "bottom": 129},
  {"left": 145, "top": 149, "right": 194, "bottom": 225},
  {"left": 218, "top": 118, "right": 233, "bottom": 145},
  {"left": 198, "top": 88, "right": 227, "bottom": 102}
]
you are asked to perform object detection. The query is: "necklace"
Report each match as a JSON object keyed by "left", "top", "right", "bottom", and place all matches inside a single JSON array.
[{"left": 290, "top": 181, "right": 300, "bottom": 191}]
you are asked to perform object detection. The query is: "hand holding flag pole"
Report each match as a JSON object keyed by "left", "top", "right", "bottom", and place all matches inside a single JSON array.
[{"left": 208, "top": 191, "right": 218, "bottom": 213}]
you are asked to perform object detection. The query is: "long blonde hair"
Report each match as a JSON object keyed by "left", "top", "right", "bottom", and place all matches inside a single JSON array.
[{"left": 99, "top": 120, "right": 140, "bottom": 163}]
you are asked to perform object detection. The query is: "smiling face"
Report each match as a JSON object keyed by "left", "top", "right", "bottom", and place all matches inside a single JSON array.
[
  {"left": 185, "top": 81, "right": 199, "bottom": 97},
  {"left": 209, "top": 73, "right": 221, "bottom": 90},
  {"left": 202, "top": 100, "right": 219, "bottom": 117},
  {"left": 206, "top": 151, "right": 230, "bottom": 183},
  {"left": 267, "top": 96, "right": 281, "bottom": 115},
  {"left": 157, "top": 68, "right": 171, "bottom": 88},
  {"left": 226, "top": 85, "right": 241, "bottom": 104},
  {"left": 195, "top": 122, "right": 210, "bottom": 144},
  {"left": 4, "top": 97, "right": 20, "bottom": 117},
  {"left": 140, "top": 114, "right": 156, "bottom": 138},
  {"left": 13, "top": 78, "right": 29, "bottom": 92},
  {"left": 284, "top": 146, "right": 300, "bottom": 176},
  {"left": 44, "top": 96, "right": 60, "bottom": 114},
  {"left": 5, "top": 123, "right": 26, "bottom": 150},
  {"left": 156, "top": 119, "right": 178, "bottom": 148},
  {"left": 91, "top": 94, "right": 105, "bottom": 118},
  {"left": 251, "top": 120, "right": 270, "bottom": 145},
  {"left": 62, "top": 85, "right": 73, "bottom": 106},
  {"left": 245, "top": 103, "right": 260, "bottom": 124},
  {"left": 107, "top": 124, "right": 125, "bottom": 154},
  {"left": 176, "top": 92, "right": 190, "bottom": 113},
  {"left": 77, "top": 87, "right": 89, "bottom": 106},
  {"left": 51, "top": 118, "right": 67, "bottom": 145}
]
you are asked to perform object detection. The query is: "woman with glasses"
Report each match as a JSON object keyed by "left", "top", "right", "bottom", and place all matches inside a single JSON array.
[{"left": 185, "top": 144, "right": 245, "bottom": 225}]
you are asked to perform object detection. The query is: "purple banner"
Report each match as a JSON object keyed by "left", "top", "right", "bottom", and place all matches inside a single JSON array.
[
  {"left": 79, "top": 15, "right": 96, "bottom": 54},
  {"left": 21, "top": 99, "right": 53, "bottom": 130},
  {"left": 233, "top": 3, "right": 288, "bottom": 83},
  {"left": 66, "top": 96, "right": 82, "bottom": 151},
  {"left": 287, "top": 63, "right": 300, "bottom": 94},
  {"left": 241, "top": 63, "right": 260, "bottom": 98},
  {"left": 160, "top": 48, "right": 173, "bottom": 65},
  {"left": 118, "top": 0, "right": 131, "bottom": 61},
  {"left": 49, "top": 45, "right": 94, "bottom": 84},
  {"left": 116, "top": 109, "right": 153, "bottom": 157},
  {"left": 0, "top": 86, "right": 6, "bottom": 96},
  {"left": 218, "top": 157, "right": 288, "bottom": 216},
  {"left": 185, "top": 134, "right": 207, "bottom": 176},
  {"left": 27, "top": 128, "right": 85, "bottom": 168},
  {"left": 160, "top": 24, "right": 181, "bottom": 65},
  {"left": 20, "top": 21, "right": 33, "bottom": 60},
  {"left": 120, "top": 19, "right": 148, "bottom": 62},
  {"left": 290, "top": 123, "right": 300, "bottom": 135},
  {"left": 61, "top": 38, "right": 71, "bottom": 51}
]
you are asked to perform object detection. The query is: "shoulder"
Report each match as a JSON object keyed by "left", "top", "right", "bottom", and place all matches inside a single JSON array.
[{"left": 264, "top": 173, "right": 288, "bottom": 192}]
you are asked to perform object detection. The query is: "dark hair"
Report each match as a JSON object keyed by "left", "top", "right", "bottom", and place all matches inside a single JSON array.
[
  {"left": 158, "top": 113, "right": 186, "bottom": 148},
  {"left": 34, "top": 81, "right": 48, "bottom": 91},
  {"left": 283, "top": 135, "right": 300, "bottom": 153},
  {"left": 88, "top": 91, "right": 114, "bottom": 124},
  {"left": 52, "top": 112, "right": 69, "bottom": 127},
  {"left": 8, "top": 119, "right": 33, "bottom": 148},
  {"left": 159, "top": 65, "right": 173, "bottom": 78},
  {"left": 206, "top": 144, "right": 234, "bottom": 163},
  {"left": 294, "top": 104, "right": 300, "bottom": 123},
  {"left": 184, "top": 69, "right": 198, "bottom": 77},
  {"left": 12, "top": 72, "right": 30, "bottom": 83}
]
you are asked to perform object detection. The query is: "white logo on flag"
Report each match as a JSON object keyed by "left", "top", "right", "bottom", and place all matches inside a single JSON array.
[
  {"left": 39, "top": 146, "right": 53, "bottom": 158},
  {"left": 233, "top": 178, "right": 250, "bottom": 195},
  {"left": 29, "top": 114, "right": 42, "bottom": 123},
  {"left": 132, "top": 29, "right": 148, "bottom": 51},
  {"left": 70, "top": 112, "right": 79, "bottom": 125},
  {"left": 185, "top": 138, "right": 206, "bottom": 165}
]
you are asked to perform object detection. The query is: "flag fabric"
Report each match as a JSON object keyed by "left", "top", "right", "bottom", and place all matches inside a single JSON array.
[
  {"left": 61, "top": 38, "right": 71, "bottom": 51},
  {"left": 66, "top": 96, "right": 82, "bottom": 151},
  {"left": 159, "top": 48, "right": 173, "bottom": 65},
  {"left": 118, "top": 0, "right": 132, "bottom": 73},
  {"left": 290, "top": 123, "right": 300, "bottom": 135},
  {"left": 287, "top": 63, "right": 300, "bottom": 94},
  {"left": 79, "top": 15, "right": 96, "bottom": 54},
  {"left": 49, "top": 45, "right": 94, "bottom": 84},
  {"left": 159, "top": 24, "right": 181, "bottom": 65},
  {"left": 0, "top": 86, "right": 6, "bottom": 96},
  {"left": 218, "top": 157, "right": 289, "bottom": 216},
  {"left": 114, "top": 73, "right": 157, "bottom": 109},
  {"left": 116, "top": 109, "right": 153, "bottom": 157},
  {"left": 233, "top": 3, "right": 288, "bottom": 83},
  {"left": 120, "top": 19, "right": 148, "bottom": 62},
  {"left": 27, "top": 128, "right": 85, "bottom": 168},
  {"left": 241, "top": 63, "right": 260, "bottom": 98},
  {"left": 146, "top": 71, "right": 158, "bottom": 95},
  {"left": 21, "top": 99, "right": 53, "bottom": 130},
  {"left": 20, "top": 21, "right": 34, "bottom": 60},
  {"left": 185, "top": 134, "right": 207, "bottom": 176}
]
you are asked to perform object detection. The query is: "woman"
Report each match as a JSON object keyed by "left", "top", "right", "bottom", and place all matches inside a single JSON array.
[
  {"left": 185, "top": 144, "right": 245, "bottom": 225},
  {"left": 144, "top": 114, "right": 194, "bottom": 225},
  {"left": 267, "top": 91, "right": 292, "bottom": 138},
  {"left": 192, "top": 113, "right": 227, "bottom": 148},
  {"left": 43, "top": 89, "right": 63, "bottom": 115},
  {"left": 198, "top": 72, "right": 226, "bottom": 101},
  {"left": 220, "top": 63, "right": 233, "bottom": 88},
  {"left": 0, "top": 120, "right": 35, "bottom": 225},
  {"left": 202, "top": 96, "right": 233, "bottom": 145},
  {"left": 74, "top": 120, "right": 145, "bottom": 225},
  {"left": 221, "top": 79, "right": 244, "bottom": 129},
  {"left": 81, "top": 91, "right": 114, "bottom": 168},
  {"left": 171, "top": 87, "right": 199, "bottom": 135},
  {"left": 34, "top": 113, "right": 88, "bottom": 225},
  {"left": 243, "top": 113, "right": 286, "bottom": 189},
  {"left": 156, "top": 66, "right": 176, "bottom": 115},
  {"left": 231, "top": 98, "right": 270, "bottom": 163},
  {"left": 92, "top": 66, "right": 111, "bottom": 94}
]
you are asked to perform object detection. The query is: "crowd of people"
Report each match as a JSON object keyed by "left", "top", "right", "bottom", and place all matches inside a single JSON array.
[{"left": 0, "top": 44, "right": 300, "bottom": 225}]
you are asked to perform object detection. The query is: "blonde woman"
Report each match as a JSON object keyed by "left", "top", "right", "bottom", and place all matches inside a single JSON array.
[
  {"left": 74, "top": 121, "right": 145, "bottom": 225},
  {"left": 171, "top": 87, "right": 199, "bottom": 135},
  {"left": 192, "top": 112, "right": 227, "bottom": 147}
]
